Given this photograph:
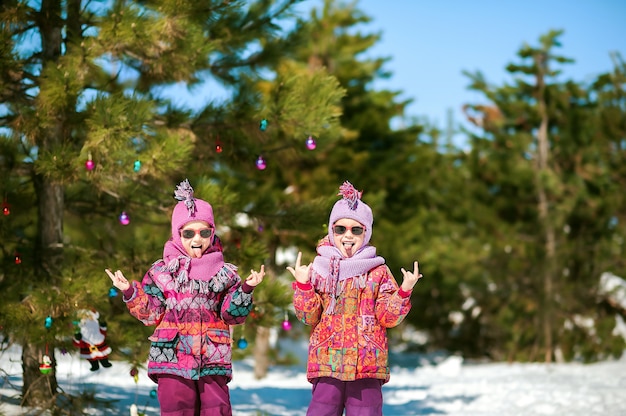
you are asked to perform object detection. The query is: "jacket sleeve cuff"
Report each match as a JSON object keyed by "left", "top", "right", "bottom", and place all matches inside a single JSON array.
[
  {"left": 398, "top": 288, "right": 412, "bottom": 298},
  {"left": 123, "top": 285, "right": 136, "bottom": 301},
  {"left": 242, "top": 282, "right": 254, "bottom": 294},
  {"left": 293, "top": 281, "right": 313, "bottom": 291}
]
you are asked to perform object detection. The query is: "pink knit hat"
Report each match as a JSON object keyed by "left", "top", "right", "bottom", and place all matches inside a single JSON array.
[
  {"left": 328, "top": 181, "right": 373, "bottom": 246},
  {"left": 171, "top": 179, "right": 215, "bottom": 239}
]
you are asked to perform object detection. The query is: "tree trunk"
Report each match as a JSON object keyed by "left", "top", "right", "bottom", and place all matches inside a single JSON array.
[
  {"left": 253, "top": 326, "right": 271, "bottom": 379},
  {"left": 534, "top": 52, "right": 555, "bottom": 364},
  {"left": 21, "top": 176, "right": 64, "bottom": 406},
  {"left": 21, "top": 344, "right": 58, "bottom": 408},
  {"left": 20, "top": 0, "right": 67, "bottom": 406}
]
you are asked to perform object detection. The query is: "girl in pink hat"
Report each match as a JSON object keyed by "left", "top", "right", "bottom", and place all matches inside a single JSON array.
[
  {"left": 287, "top": 181, "right": 422, "bottom": 416},
  {"left": 106, "top": 179, "right": 265, "bottom": 416}
]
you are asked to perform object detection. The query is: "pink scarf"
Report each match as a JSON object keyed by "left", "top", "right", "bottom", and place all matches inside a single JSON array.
[
  {"left": 311, "top": 241, "right": 385, "bottom": 314},
  {"left": 162, "top": 237, "right": 224, "bottom": 284}
]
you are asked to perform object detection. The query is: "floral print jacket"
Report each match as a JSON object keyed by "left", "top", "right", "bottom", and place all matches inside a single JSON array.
[
  {"left": 124, "top": 260, "right": 253, "bottom": 383},
  {"left": 293, "top": 264, "right": 412, "bottom": 384}
]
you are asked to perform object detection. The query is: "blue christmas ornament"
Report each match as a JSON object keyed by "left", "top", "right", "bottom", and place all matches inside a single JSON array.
[
  {"left": 133, "top": 160, "right": 141, "bottom": 172},
  {"left": 259, "top": 119, "right": 268, "bottom": 131},
  {"left": 109, "top": 287, "right": 118, "bottom": 297},
  {"left": 237, "top": 337, "right": 248, "bottom": 349},
  {"left": 44, "top": 316, "right": 53, "bottom": 329}
]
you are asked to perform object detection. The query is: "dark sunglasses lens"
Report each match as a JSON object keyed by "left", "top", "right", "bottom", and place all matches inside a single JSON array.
[
  {"left": 199, "top": 229, "right": 212, "bottom": 238},
  {"left": 333, "top": 225, "right": 364, "bottom": 235},
  {"left": 181, "top": 230, "right": 195, "bottom": 239},
  {"left": 352, "top": 227, "right": 364, "bottom": 235},
  {"left": 333, "top": 225, "right": 347, "bottom": 234}
]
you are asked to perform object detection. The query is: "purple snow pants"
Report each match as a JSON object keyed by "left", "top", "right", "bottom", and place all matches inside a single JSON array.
[
  {"left": 306, "top": 377, "right": 384, "bottom": 416},
  {"left": 157, "top": 374, "right": 231, "bottom": 416}
]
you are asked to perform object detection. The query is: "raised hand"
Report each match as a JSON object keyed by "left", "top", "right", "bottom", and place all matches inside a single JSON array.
[
  {"left": 105, "top": 269, "right": 130, "bottom": 291},
  {"left": 286, "top": 251, "right": 311, "bottom": 285},
  {"left": 400, "top": 261, "right": 423, "bottom": 292},
  {"left": 246, "top": 265, "right": 265, "bottom": 287}
]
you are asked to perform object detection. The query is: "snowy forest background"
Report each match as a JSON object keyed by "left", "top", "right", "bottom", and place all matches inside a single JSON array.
[{"left": 1, "top": 0, "right": 625, "bottom": 413}]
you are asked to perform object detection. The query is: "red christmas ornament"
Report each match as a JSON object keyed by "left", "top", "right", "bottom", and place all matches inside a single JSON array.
[
  {"left": 130, "top": 366, "right": 139, "bottom": 383},
  {"left": 1, "top": 199, "right": 9, "bottom": 216},
  {"left": 14, "top": 251, "right": 21, "bottom": 264}
]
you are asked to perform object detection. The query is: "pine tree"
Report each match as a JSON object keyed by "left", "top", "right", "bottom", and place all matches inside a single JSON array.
[
  {"left": 0, "top": 0, "right": 345, "bottom": 409},
  {"left": 461, "top": 31, "right": 626, "bottom": 361}
]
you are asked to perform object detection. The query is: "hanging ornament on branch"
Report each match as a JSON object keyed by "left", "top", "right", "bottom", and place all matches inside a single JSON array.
[
  {"left": 85, "top": 152, "right": 95, "bottom": 171},
  {"left": 119, "top": 211, "right": 130, "bottom": 225},
  {"left": 305, "top": 136, "right": 317, "bottom": 150},
  {"left": 282, "top": 310, "right": 292, "bottom": 331},
  {"left": 255, "top": 155, "right": 267, "bottom": 171},
  {"left": 237, "top": 336, "right": 248, "bottom": 349},
  {"left": 236, "top": 324, "right": 248, "bottom": 349},
  {"left": 2, "top": 198, "right": 10, "bottom": 216},
  {"left": 39, "top": 350, "right": 52, "bottom": 374},
  {"left": 130, "top": 366, "right": 139, "bottom": 383},
  {"left": 72, "top": 309, "right": 113, "bottom": 372}
]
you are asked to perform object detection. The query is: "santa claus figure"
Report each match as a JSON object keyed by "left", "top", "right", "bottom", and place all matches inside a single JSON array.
[{"left": 73, "top": 309, "right": 113, "bottom": 371}]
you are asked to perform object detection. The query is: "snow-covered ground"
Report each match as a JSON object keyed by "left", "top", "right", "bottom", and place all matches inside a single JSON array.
[{"left": 1, "top": 340, "right": 625, "bottom": 416}]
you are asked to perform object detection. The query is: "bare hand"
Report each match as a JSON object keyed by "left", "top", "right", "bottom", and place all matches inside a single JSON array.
[
  {"left": 400, "top": 261, "right": 423, "bottom": 292},
  {"left": 246, "top": 265, "right": 265, "bottom": 287},
  {"left": 105, "top": 268, "right": 130, "bottom": 291},
  {"left": 286, "top": 251, "right": 311, "bottom": 284}
]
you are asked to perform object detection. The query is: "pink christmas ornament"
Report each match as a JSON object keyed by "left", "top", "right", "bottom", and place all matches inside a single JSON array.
[
  {"left": 255, "top": 156, "right": 267, "bottom": 170},
  {"left": 119, "top": 211, "right": 130, "bottom": 225},
  {"left": 305, "top": 136, "right": 317, "bottom": 150},
  {"left": 282, "top": 320, "right": 292, "bottom": 331}
]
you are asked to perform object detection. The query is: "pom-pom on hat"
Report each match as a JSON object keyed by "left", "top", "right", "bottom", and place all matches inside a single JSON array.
[
  {"left": 171, "top": 179, "right": 215, "bottom": 239},
  {"left": 328, "top": 181, "right": 373, "bottom": 246}
]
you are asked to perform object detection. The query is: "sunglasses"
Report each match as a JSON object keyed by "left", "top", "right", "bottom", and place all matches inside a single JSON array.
[
  {"left": 333, "top": 225, "right": 364, "bottom": 236},
  {"left": 181, "top": 228, "right": 213, "bottom": 239}
]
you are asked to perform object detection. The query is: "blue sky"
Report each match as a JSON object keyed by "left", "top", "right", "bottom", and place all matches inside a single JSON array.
[
  {"left": 349, "top": 0, "right": 626, "bottom": 128},
  {"left": 164, "top": 0, "right": 625, "bottom": 135}
]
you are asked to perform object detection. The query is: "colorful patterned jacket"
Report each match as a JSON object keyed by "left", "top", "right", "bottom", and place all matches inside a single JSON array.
[
  {"left": 124, "top": 260, "right": 253, "bottom": 383},
  {"left": 293, "top": 264, "right": 412, "bottom": 384}
]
